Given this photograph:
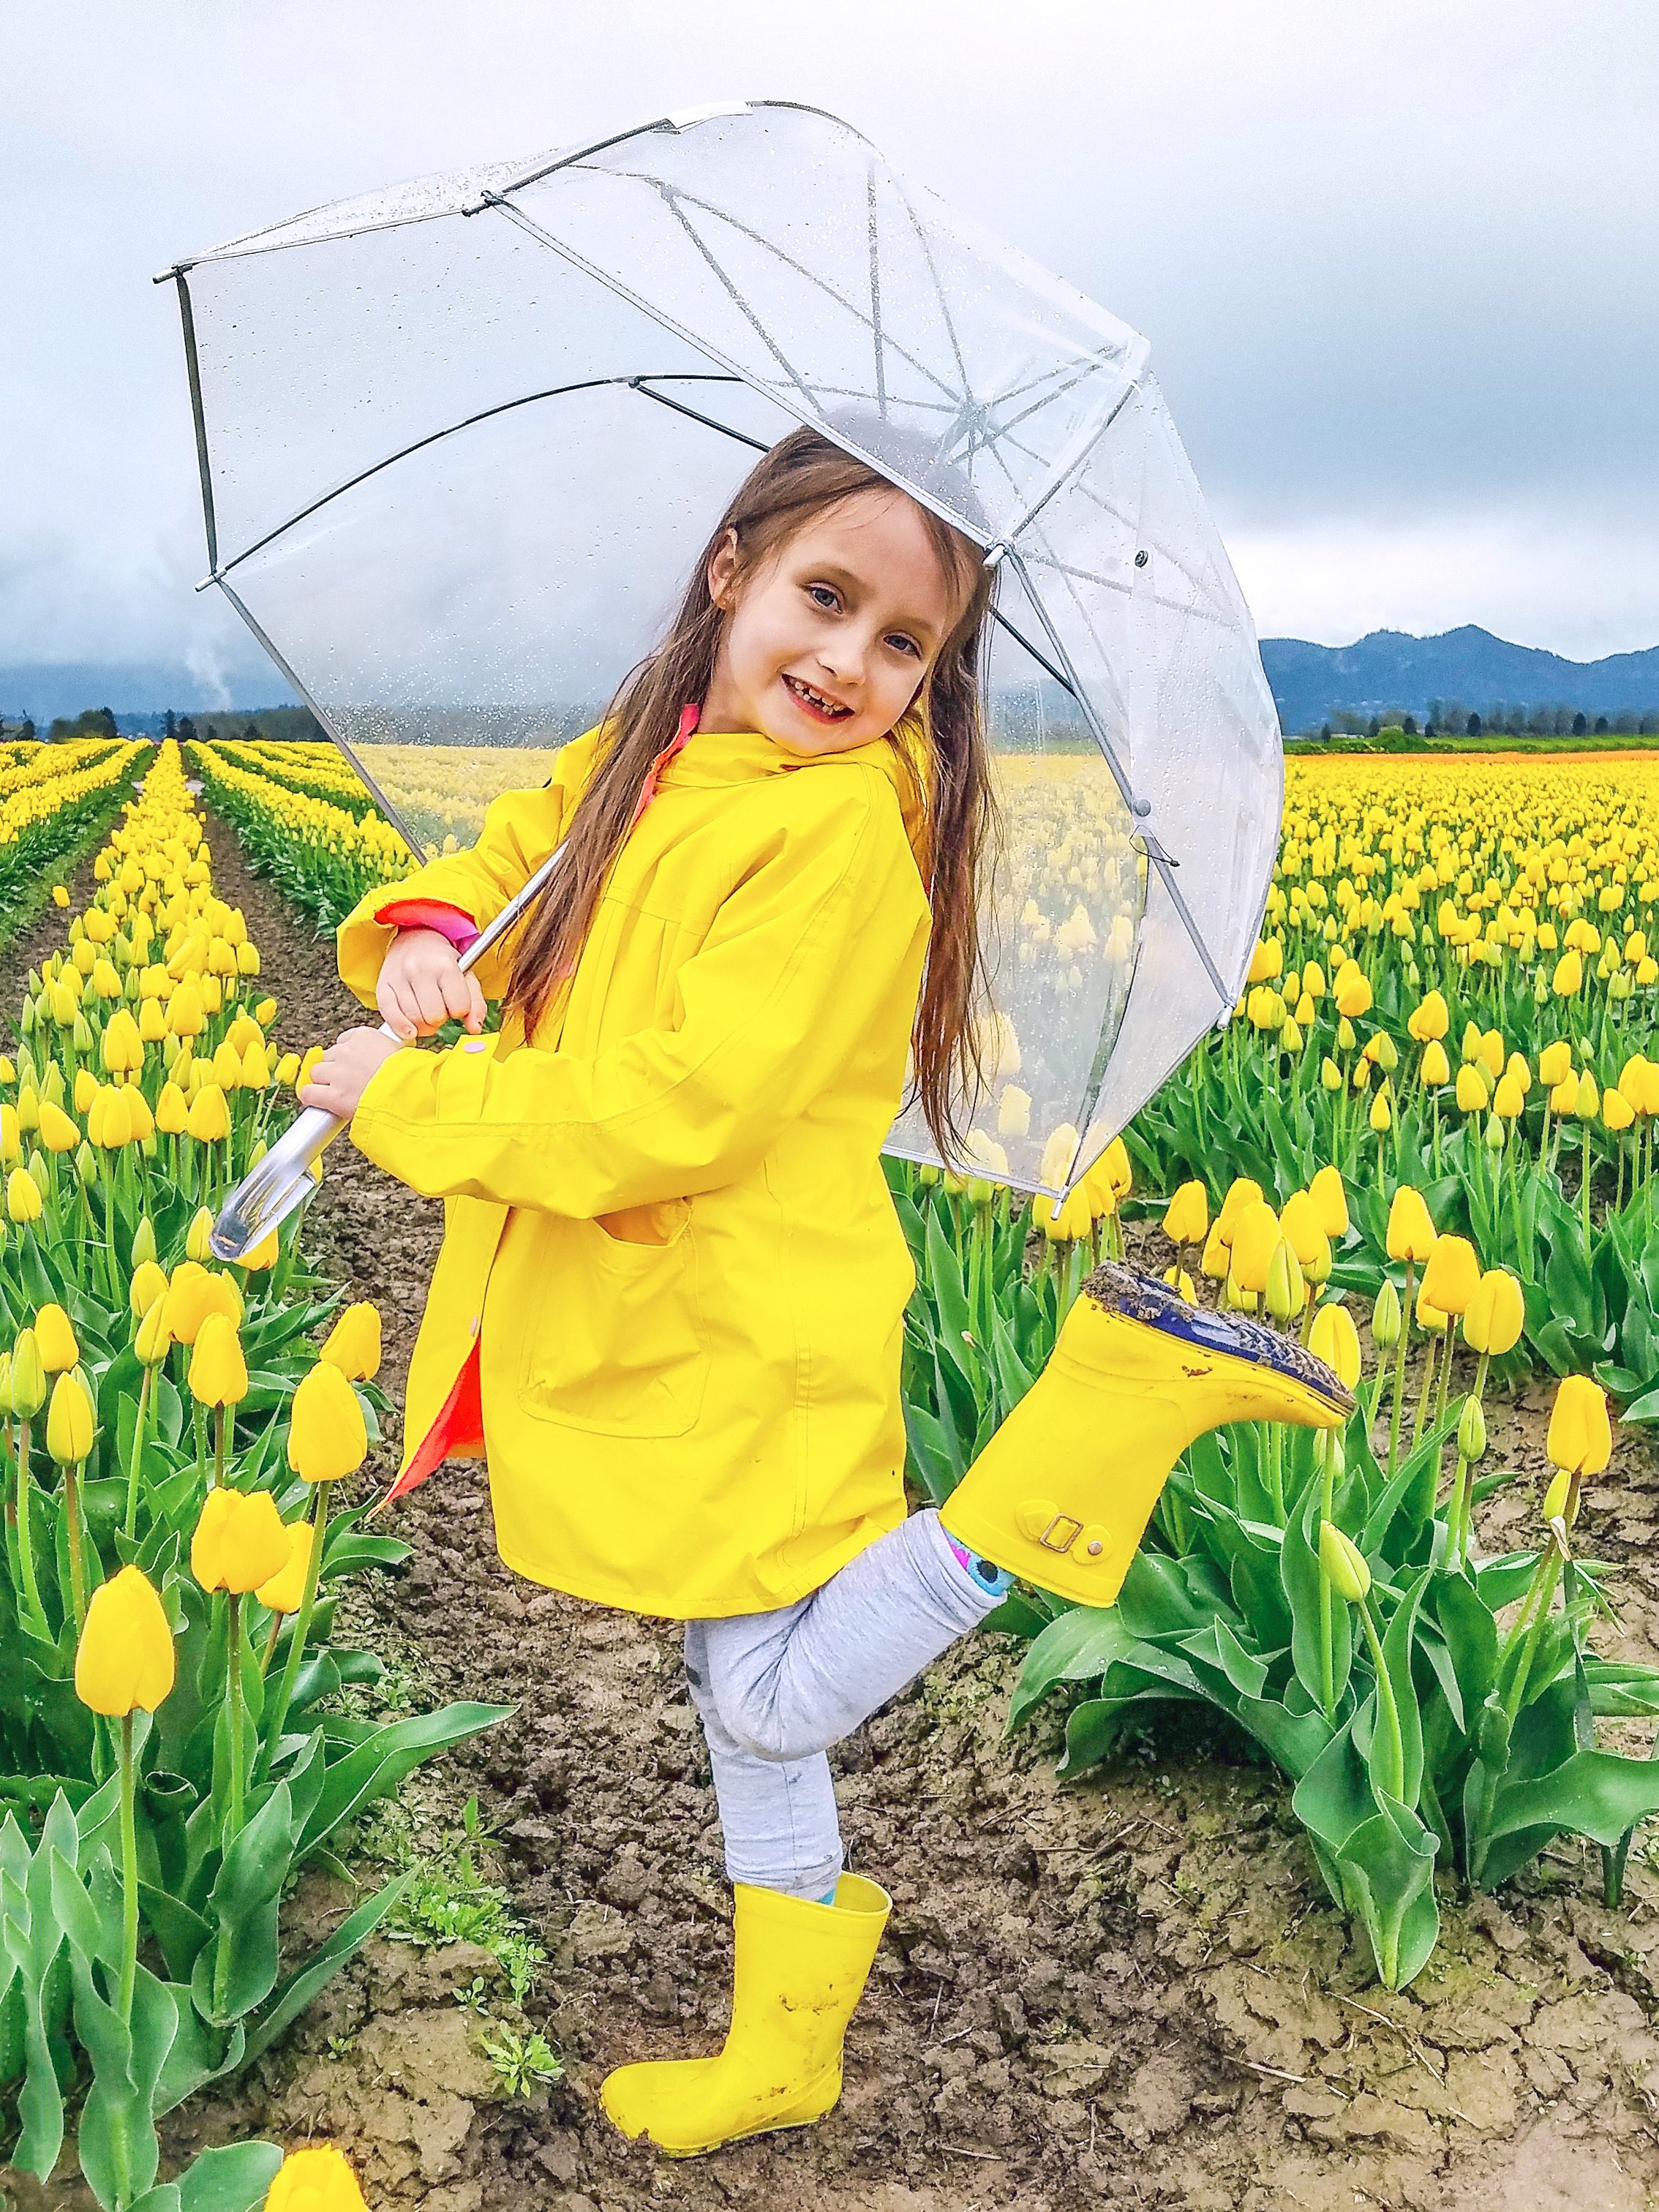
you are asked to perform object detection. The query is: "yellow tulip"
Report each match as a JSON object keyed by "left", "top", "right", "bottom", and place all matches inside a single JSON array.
[
  {"left": 1549, "top": 1072, "right": 1580, "bottom": 1117},
  {"left": 1215, "top": 1177, "right": 1264, "bottom": 1242},
  {"left": 1410, "top": 989, "right": 1449, "bottom": 1042},
  {"left": 1385, "top": 1186, "right": 1436, "bottom": 1263},
  {"left": 1552, "top": 950, "right": 1583, "bottom": 997},
  {"left": 1538, "top": 1040, "right": 1573, "bottom": 1088},
  {"left": 320, "top": 1292, "right": 385, "bottom": 1380},
  {"left": 191, "top": 1486, "right": 292, "bottom": 1595},
  {"left": 37, "top": 1101, "right": 80, "bottom": 1154},
  {"left": 129, "top": 1260, "right": 169, "bottom": 1320},
  {"left": 1603, "top": 1086, "right": 1636, "bottom": 1132},
  {"left": 163, "top": 1261, "right": 219, "bottom": 1344},
  {"left": 75, "top": 1566, "right": 175, "bottom": 1717},
  {"left": 265, "top": 2145, "right": 369, "bottom": 2212},
  {"left": 1454, "top": 1064, "right": 1489, "bottom": 1113},
  {"left": 1037, "top": 1123, "right": 1080, "bottom": 1189},
  {"left": 1307, "top": 1164, "right": 1349, "bottom": 1240},
  {"left": 1505, "top": 1051, "right": 1532, "bottom": 1095},
  {"left": 255, "top": 1522, "right": 313, "bottom": 1616},
  {"left": 10, "top": 1331, "right": 45, "bottom": 1420},
  {"left": 288, "top": 1361, "right": 369, "bottom": 1484},
  {"left": 155, "top": 1082, "right": 189, "bottom": 1135},
  {"left": 1420, "top": 1039, "right": 1451, "bottom": 1088},
  {"left": 1334, "top": 973, "right": 1372, "bottom": 1019},
  {"left": 1369, "top": 1089, "right": 1392, "bottom": 1134},
  {"left": 1198, "top": 1221, "right": 1230, "bottom": 1282},
  {"left": 1162, "top": 1181, "right": 1210, "bottom": 1248},
  {"left": 188, "top": 1312, "right": 247, "bottom": 1408},
  {"left": 996, "top": 1085, "right": 1031, "bottom": 1140},
  {"left": 34, "top": 1303, "right": 79, "bottom": 1374},
  {"left": 1229, "top": 1200, "right": 1282, "bottom": 1295},
  {"left": 45, "top": 1371, "right": 94, "bottom": 1464},
  {"left": 185, "top": 1084, "right": 230, "bottom": 1143},
  {"left": 1462, "top": 1268, "right": 1525, "bottom": 1357},
  {"left": 1308, "top": 1301, "right": 1362, "bottom": 1388},
  {"left": 1545, "top": 1374, "right": 1612, "bottom": 1478},
  {"left": 1492, "top": 1072, "right": 1525, "bottom": 1118},
  {"left": 1419, "top": 1234, "right": 1480, "bottom": 1317}
]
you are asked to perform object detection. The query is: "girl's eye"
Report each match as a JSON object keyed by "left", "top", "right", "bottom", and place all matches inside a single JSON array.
[
  {"left": 886, "top": 633, "right": 921, "bottom": 658},
  {"left": 807, "top": 584, "right": 840, "bottom": 611}
]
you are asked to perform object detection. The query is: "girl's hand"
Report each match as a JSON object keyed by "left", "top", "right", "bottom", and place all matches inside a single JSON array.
[
  {"left": 298, "top": 1028, "right": 407, "bottom": 1120},
  {"left": 377, "top": 928, "right": 487, "bottom": 1042}
]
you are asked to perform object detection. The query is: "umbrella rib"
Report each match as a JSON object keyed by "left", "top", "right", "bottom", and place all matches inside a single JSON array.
[
  {"left": 646, "top": 182, "right": 821, "bottom": 412},
  {"left": 868, "top": 163, "right": 888, "bottom": 418},
  {"left": 203, "top": 372, "right": 744, "bottom": 582},
  {"left": 168, "top": 270, "right": 219, "bottom": 576},
  {"left": 596, "top": 170, "right": 970, "bottom": 413}
]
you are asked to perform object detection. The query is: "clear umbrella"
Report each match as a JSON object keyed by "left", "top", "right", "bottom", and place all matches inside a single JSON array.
[{"left": 162, "top": 99, "right": 1280, "bottom": 1254}]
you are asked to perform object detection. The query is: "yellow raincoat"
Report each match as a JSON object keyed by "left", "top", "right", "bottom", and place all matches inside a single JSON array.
[{"left": 336, "top": 723, "right": 932, "bottom": 1618}]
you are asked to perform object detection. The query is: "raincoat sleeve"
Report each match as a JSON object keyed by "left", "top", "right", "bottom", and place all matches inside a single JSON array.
[
  {"left": 334, "top": 733, "right": 601, "bottom": 1007},
  {"left": 347, "top": 775, "right": 928, "bottom": 1216}
]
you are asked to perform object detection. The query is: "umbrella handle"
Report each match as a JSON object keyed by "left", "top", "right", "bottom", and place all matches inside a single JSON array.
[{"left": 208, "top": 841, "right": 567, "bottom": 1260}]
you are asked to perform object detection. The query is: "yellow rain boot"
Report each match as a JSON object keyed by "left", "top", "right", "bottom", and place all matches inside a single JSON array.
[
  {"left": 600, "top": 1873, "right": 889, "bottom": 2156},
  {"left": 941, "top": 1260, "right": 1353, "bottom": 1606}
]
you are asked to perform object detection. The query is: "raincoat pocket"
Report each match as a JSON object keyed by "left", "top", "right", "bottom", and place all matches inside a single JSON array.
[{"left": 517, "top": 1205, "right": 708, "bottom": 1439}]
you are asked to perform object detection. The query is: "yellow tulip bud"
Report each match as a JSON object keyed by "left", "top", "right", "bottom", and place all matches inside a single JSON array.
[
  {"left": 1385, "top": 1186, "right": 1436, "bottom": 1263},
  {"left": 1546, "top": 1374, "right": 1612, "bottom": 1478},
  {"left": 191, "top": 1485, "right": 292, "bottom": 1595},
  {"left": 288, "top": 1361, "right": 369, "bottom": 1483},
  {"left": 1419, "top": 1039, "right": 1451, "bottom": 1088},
  {"left": 1419, "top": 1233, "right": 1481, "bottom": 1317},
  {"left": 1198, "top": 1221, "right": 1231, "bottom": 1282},
  {"left": 1307, "top": 1164, "right": 1349, "bottom": 1240},
  {"left": 1455, "top": 1064, "right": 1489, "bottom": 1113},
  {"left": 1411, "top": 990, "right": 1449, "bottom": 1041},
  {"left": 162, "top": 1260, "right": 219, "bottom": 1345},
  {"left": 320, "top": 1301, "right": 383, "bottom": 1382},
  {"left": 185, "top": 1083, "right": 230, "bottom": 1144},
  {"left": 1549, "top": 1073, "right": 1580, "bottom": 1116},
  {"left": 1542, "top": 1467, "right": 1573, "bottom": 1526},
  {"left": 10, "top": 1331, "right": 46, "bottom": 1420},
  {"left": 34, "top": 1302, "right": 79, "bottom": 1373},
  {"left": 45, "top": 1371, "right": 94, "bottom": 1464},
  {"left": 1229, "top": 1201, "right": 1282, "bottom": 1296},
  {"left": 1319, "top": 1521, "right": 1372, "bottom": 1604},
  {"left": 1538, "top": 1040, "right": 1573, "bottom": 1088},
  {"left": 1369, "top": 1089, "right": 1392, "bottom": 1134},
  {"left": 1216, "top": 1177, "right": 1264, "bottom": 1241},
  {"left": 1575, "top": 1069, "right": 1600, "bottom": 1118},
  {"left": 1492, "top": 1072, "right": 1525, "bottom": 1118},
  {"left": 188, "top": 1311, "right": 247, "bottom": 1408},
  {"left": 135, "top": 1294, "right": 173, "bottom": 1368},
  {"left": 1308, "top": 1301, "right": 1362, "bottom": 1389},
  {"left": 1462, "top": 1268, "right": 1525, "bottom": 1357},
  {"left": 1265, "top": 1237, "right": 1305, "bottom": 1323},
  {"left": 37, "top": 1101, "right": 80, "bottom": 1154},
  {"left": 1552, "top": 950, "right": 1583, "bottom": 997},
  {"left": 1603, "top": 1086, "right": 1636, "bottom": 1132},
  {"left": 129, "top": 1260, "right": 169, "bottom": 1322},
  {"left": 75, "top": 1565, "right": 175, "bottom": 1718}
]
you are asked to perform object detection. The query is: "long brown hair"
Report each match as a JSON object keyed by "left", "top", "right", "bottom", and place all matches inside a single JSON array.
[{"left": 501, "top": 426, "right": 999, "bottom": 1156}]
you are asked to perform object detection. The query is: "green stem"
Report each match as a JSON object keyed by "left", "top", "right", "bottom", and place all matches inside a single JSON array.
[
  {"left": 1386, "top": 1260, "right": 1415, "bottom": 1478},
  {"left": 254, "top": 1479, "right": 332, "bottom": 1788},
  {"left": 1319, "top": 1448, "right": 1337, "bottom": 1723},
  {"left": 1582, "top": 1121, "right": 1594, "bottom": 1257},
  {"left": 1411, "top": 1328, "right": 1441, "bottom": 1448},
  {"left": 225, "top": 1591, "right": 245, "bottom": 1841},
  {"left": 1358, "top": 1597, "right": 1405, "bottom": 1801},
  {"left": 118, "top": 1712, "right": 138, "bottom": 2025},
  {"left": 64, "top": 1461, "right": 86, "bottom": 1630},
  {"left": 123, "top": 1366, "right": 153, "bottom": 1544},
  {"left": 212, "top": 1402, "right": 228, "bottom": 1491},
  {"left": 13, "top": 1419, "right": 45, "bottom": 1632}
]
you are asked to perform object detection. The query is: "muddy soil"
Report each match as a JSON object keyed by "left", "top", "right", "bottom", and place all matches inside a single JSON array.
[{"left": 26, "top": 797, "right": 1659, "bottom": 2212}]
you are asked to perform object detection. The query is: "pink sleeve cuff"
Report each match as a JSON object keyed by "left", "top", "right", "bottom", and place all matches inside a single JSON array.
[{"left": 374, "top": 898, "right": 481, "bottom": 951}]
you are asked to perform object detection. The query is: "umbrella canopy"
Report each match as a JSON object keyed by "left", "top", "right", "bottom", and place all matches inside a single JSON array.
[{"left": 162, "top": 99, "right": 1281, "bottom": 1195}]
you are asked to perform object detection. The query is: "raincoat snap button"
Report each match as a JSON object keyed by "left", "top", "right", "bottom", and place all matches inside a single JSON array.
[{"left": 463, "top": 1039, "right": 487, "bottom": 1053}]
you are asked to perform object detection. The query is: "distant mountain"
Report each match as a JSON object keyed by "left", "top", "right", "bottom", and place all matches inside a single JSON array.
[
  {"left": 0, "top": 661, "right": 296, "bottom": 729},
  {"left": 1261, "top": 626, "right": 1659, "bottom": 736}
]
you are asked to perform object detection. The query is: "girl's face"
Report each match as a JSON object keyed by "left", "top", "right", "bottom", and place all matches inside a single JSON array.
[{"left": 701, "top": 488, "right": 959, "bottom": 756}]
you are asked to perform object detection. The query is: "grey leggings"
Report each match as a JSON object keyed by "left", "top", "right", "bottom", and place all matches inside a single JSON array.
[{"left": 682, "top": 1509, "right": 1002, "bottom": 1901}]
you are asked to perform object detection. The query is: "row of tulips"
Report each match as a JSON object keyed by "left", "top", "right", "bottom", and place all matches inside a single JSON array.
[
  {"left": 0, "top": 743, "right": 503, "bottom": 2208},
  {"left": 0, "top": 738, "right": 143, "bottom": 942},
  {"left": 889, "top": 1151, "right": 1659, "bottom": 1987},
  {"left": 183, "top": 740, "right": 419, "bottom": 931}
]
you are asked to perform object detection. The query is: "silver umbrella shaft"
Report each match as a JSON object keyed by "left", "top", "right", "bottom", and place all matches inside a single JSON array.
[{"left": 209, "top": 842, "right": 566, "bottom": 1260}]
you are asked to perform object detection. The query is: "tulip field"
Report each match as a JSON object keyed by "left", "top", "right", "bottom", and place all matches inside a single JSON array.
[
  {"left": 1, "top": 733, "right": 1658, "bottom": 2203},
  {"left": 0, "top": 743, "right": 501, "bottom": 2208}
]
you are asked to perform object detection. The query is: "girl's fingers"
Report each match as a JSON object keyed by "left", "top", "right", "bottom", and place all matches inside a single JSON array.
[
  {"left": 466, "top": 977, "right": 487, "bottom": 1034},
  {"left": 412, "top": 974, "right": 451, "bottom": 1034}
]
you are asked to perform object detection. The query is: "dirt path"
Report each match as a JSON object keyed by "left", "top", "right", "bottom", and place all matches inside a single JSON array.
[{"left": 31, "top": 796, "right": 1659, "bottom": 2212}]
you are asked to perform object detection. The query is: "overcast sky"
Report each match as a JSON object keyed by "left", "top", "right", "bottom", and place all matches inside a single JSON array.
[{"left": 5, "top": 0, "right": 1657, "bottom": 702}]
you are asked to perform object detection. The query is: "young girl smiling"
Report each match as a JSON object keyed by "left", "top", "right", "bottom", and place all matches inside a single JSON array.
[{"left": 301, "top": 425, "right": 1346, "bottom": 2158}]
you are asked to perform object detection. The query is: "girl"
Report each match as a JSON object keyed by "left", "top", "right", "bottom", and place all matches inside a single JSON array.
[{"left": 301, "top": 426, "right": 1347, "bottom": 2159}]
